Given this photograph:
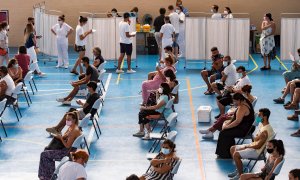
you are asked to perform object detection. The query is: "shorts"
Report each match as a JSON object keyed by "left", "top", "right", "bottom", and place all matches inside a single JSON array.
[
  {"left": 154, "top": 32, "right": 162, "bottom": 48},
  {"left": 217, "top": 94, "right": 233, "bottom": 106},
  {"left": 216, "top": 83, "right": 225, "bottom": 91},
  {"left": 235, "top": 145, "right": 259, "bottom": 159},
  {"left": 75, "top": 45, "right": 86, "bottom": 52},
  {"left": 172, "top": 33, "right": 179, "bottom": 48},
  {"left": 207, "top": 69, "right": 222, "bottom": 80},
  {"left": 120, "top": 43, "right": 132, "bottom": 56},
  {"left": 283, "top": 71, "right": 300, "bottom": 82},
  {"left": 76, "top": 108, "right": 86, "bottom": 120}
]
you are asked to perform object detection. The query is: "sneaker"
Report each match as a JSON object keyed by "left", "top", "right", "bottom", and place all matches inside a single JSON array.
[
  {"left": 56, "top": 65, "right": 62, "bottom": 68},
  {"left": 70, "top": 70, "right": 79, "bottom": 75},
  {"left": 273, "top": 97, "right": 284, "bottom": 104},
  {"left": 56, "top": 98, "right": 65, "bottom": 102},
  {"left": 133, "top": 131, "right": 145, "bottom": 137},
  {"left": 127, "top": 69, "right": 136, "bottom": 73},
  {"left": 62, "top": 100, "right": 71, "bottom": 105},
  {"left": 228, "top": 170, "right": 238, "bottom": 178},
  {"left": 142, "top": 133, "right": 151, "bottom": 140},
  {"left": 199, "top": 129, "right": 210, "bottom": 134},
  {"left": 230, "top": 174, "right": 240, "bottom": 180},
  {"left": 202, "top": 132, "right": 214, "bottom": 139},
  {"left": 46, "top": 127, "right": 59, "bottom": 134},
  {"left": 38, "top": 73, "right": 46, "bottom": 77},
  {"left": 64, "top": 66, "right": 68, "bottom": 69},
  {"left": 116, "top": 69, "right": 124, "bottom": 73}
]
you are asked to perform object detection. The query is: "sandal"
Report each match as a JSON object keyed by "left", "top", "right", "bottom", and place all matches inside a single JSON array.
[
  {"left": 284, "top": 104, "right": 298, "bottom": 110},
  {"left": 287, "top": 115, "right": 299, "bottom": 121},
  {"left": 291, "top": 130, "right": 300, "bottom": 137},
  {"left": 260, "top": 66, "right": 267, "bottom": 71}
]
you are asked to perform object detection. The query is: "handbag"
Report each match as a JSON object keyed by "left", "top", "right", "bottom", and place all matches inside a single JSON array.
[
  {"left": 44, "top": 137, "right": 65, "bottom": 150},
  {"left": 0, "top": 48, "right": 7, "bottom": 56}
]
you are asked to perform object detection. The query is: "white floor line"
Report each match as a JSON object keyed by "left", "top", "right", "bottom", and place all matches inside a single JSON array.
[{"left": 86, "top": 73, "right": 112, "bottom": 149}]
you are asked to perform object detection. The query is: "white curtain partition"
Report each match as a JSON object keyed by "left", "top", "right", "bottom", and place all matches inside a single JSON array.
[
  {"left": 185, "top": 17, "right": 206, "bottom": 60},
  {"left": 281, "top": 18, "right": 300, "bottom": 60},
  {"left": 185, "top": 17, "right": 250, "bottom": 63},
  {"left": 34, "top": 7, "right": 45, "bottom": 52},
  {"left": 85, "top": 17, "right": 136, "bottom": 61}
]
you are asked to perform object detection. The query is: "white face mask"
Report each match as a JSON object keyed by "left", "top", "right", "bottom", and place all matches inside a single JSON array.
[
  {"left": 112, "top": 12, "right": 117, "bottom": 17},
  {"left": 58, "top": 21, "right": 63, "bottom": 25},
  {"left": 223, "top": 61, "right": 228, "bottom": 67},
  {"left": 211, "top": 9, "right": 215, "bottom": 13},
  {"left": 13, "top": 64, "right": 19, "bottom": 69},
  {"left": 66, "top": 120, "right": 73, "bottom": 126},
  {"left": 224, "top": 11, "right": 228, "bottom": 14},
  {"left": 161, "top": 148, "right": 170, "bottom": 155},
  {"left": 6, "top": 25, "right": 9, "bottom": 31},
  {"left": 239, "top": 73, "right": 243, "bottom": 78},
  {"left": 166, "top": 77, "right": 171, "bottom": 82},
  {"left": 175, "top": 10, "right": 180, "bottom": 14},
  {"left": 158, "top": 88, "right": 163, "bottom": 94}
]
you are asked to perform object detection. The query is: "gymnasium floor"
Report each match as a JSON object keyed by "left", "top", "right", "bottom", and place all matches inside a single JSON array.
[{"left": 0, "top": 48, "right": 299, "bottom": 180}]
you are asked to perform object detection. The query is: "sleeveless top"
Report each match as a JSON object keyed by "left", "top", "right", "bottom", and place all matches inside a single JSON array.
[{"left": 231, "top": 101, "right": 255, "bottom": 133}]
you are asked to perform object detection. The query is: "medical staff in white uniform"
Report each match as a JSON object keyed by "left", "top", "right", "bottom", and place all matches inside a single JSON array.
[
  {"left": 176, "top": 5, "right": 186, "bottom": 57},
  {"left": 160, "top": 16, "right": 175, "bottom": 60},
  {"left": 51, "top": 15, "right": 73, "bottom": 69}
]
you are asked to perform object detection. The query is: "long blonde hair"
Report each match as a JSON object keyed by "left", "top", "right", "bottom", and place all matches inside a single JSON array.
[{"left": 24, "top": 23, "right": 34, "bottom": 43}]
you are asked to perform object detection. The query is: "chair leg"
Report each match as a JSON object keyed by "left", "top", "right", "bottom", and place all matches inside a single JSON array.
[
  {"left": 250, "top": 160, "right": 258, "bottom": 172},
  {"left": 101, "top": 80, "right": 106, "bottom": 91},
  {"left": 83, "top": 136, "right": 90, "bottom": 154},
  {"left": 32, "top": 79, "right": 38, "bottom": 91},
  {"left": 1, "top": 120, "right": 8, "bottom": 137},
  {"left": 25, "top": 88, "right": 32, "bottom": 103},
  {"left": 92, "top": 120, "right": 99, "bottom": 139},
  {"left": 146, "top": 164, "right": 151, "bottom": 174},
  {"left": 95, "top": 119, "right": 101, "bottom": 135},
  {"left": 29, "top": 82, "right": 35, "bottom": 95},
  {"left": 12, "top": 106, "right": 20, "bottom": 122},
  {"left": 23, "top": 90, "right": 30, "bottom": 107},
  {"left": 16, "top": 104, "right": 22, "bottom": 118}
]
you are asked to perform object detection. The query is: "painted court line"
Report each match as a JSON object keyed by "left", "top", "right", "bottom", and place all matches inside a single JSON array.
[
  {"left": 275, "top": 56, "right": 289, "bottom": 71},
  {"left": 248, "top": 54, "right": 259, "bottom": 74},
  {"left": 116, "top": 58, "right": 125, "bottom": 85},
  {"left": 86, "top": 73, "right": 112, "bottom": 149},
  {"left": 186, "top": 78, "right": 206, "bottom": 180}
]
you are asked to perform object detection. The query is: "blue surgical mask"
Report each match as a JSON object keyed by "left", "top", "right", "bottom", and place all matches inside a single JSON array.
[
  {"left": 14, "top": 64, "right": 19, "bottom": 69},
  {"left": 161, "top": 148, "right": 170, "bottom": 155},
  {"left": 255, "top": 116, "right": 263, "bottom": 124},
  {"left": 238, "top": 73, "right": 243, "bottom": 78}
]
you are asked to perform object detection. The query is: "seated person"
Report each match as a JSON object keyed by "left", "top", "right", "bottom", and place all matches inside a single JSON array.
[
  {"left": 134, "top": 83, "right": 173, "bottom": 139},
  {"left": 240, "top": 139, "right": 285, "bottom": 180},
  {"left": 93, "top": 47, "right": 104, "bottom": 69},
  {"left": 282, "top": 48, "right": 300, "bottom": 85},
  {"left": 201, "top": 47, "right": 224, "bottom": 95},
  {"left": 14, "top": 46, "right": 30, "bottom": 78},
  {"left": 0, "top": 66, "right": 15, "bottom": 100},
  {"left": 289, "top": 169, "right": 300, "bottom": 180},
  {"left": 38, "top": 112, "right": 81, "bottom": 180},
  {"left": 126, "top": 174, "right": 140, "bottom": 180},
  {"left": 211, "top": 55, "right": 238, "bottom": 95},
  {"left": 56, "top": 57, "right": 99, "bottom": 105},
  {"left": 7, "top": 58, "right": 23, "bottom": 84},
  {"left": 273, "top": 78, "right": 300, "bottom": 105},
  {"left": 141, "top": 56, "right": 175, "bottom": 105},
  {"left": 47, "top": 81, "right": 100, "bottom": 134},
  {"left": 199, "top": 85, "right": 255, "bottom": 139},
  {"left": 140, "top": 140, "right": 179, "bottom": 180},
  {"left": 57, "top": 149, "right": 89, "bottom": 180},
  {"left": 216, "top": 66, "right": 251, "bottom": 117},
  {"left": 228, "top": 108, "right": 275, "bottom": 180},
  {"left": 215, "top": 93, "right": 254, "bottom": 159},
  {"left": 284, "top": 87, "right": 300, "bottom": 121}
]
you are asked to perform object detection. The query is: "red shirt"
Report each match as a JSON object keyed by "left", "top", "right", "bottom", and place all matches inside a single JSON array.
[{"left": 15, "top": 54, "right": 30, "bottom": 78}]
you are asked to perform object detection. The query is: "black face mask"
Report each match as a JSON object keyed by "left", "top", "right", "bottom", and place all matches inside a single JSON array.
[{"left": 266, "top": 148, "right": 274, "bottom": 154}]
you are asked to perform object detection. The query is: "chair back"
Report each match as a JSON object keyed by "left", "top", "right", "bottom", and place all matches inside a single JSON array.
[
  {"left": 252, "top": 96, "right": 258, "bottom": 108},
  {"left": 166, "top": 130, "right": 178, "bottom": 142},
  {"left": 273, "top": 158, "right": 285, "bottom": 176},
  {"left": 12, "top": 82, "right": 24, "bottom": 98},
  {"left": 97, "top": 61, "right": 107, "bottom": 73},
  {"left": 23, "top": 71, "right": 33, "bottom": 81},
  {"left": 171, "top": 159, "right": 182, "bottom": 175},
  {"left": 166, "top": 112, "right": 178, "bottom": 128},
  {"left": 165, "top": 96, "right": 175, "bottom": 109},
  {"left": 92, "top": 98, "right": 102, "bottom": 110},
  {"left": 30, "top": 62, "right": 38, "bottom": 71},
  {"left": 54, "top": 156, "right": 69, "bottom": 175},
  {"left": 171, "top": 83, "right": 180, "bottom": 95},
  {"left": 79, "top": 114, "right": 91, "bottom": 129},
  {"left": 98, "top": 71, "right": 105, "bottom": 81},
  {"left": 0, "top": 98, "right": 7, "bottom": 116},
  {"left": 71, "top": 134, "right": 84, "bottom": 149}
]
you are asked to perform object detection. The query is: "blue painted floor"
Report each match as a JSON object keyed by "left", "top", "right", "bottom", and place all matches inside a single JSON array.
[{"left": 0, "top": 48, "right": 299, "bottom": 180}]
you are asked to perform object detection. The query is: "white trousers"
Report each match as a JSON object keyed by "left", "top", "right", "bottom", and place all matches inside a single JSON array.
[
  {"left": 27, "top": 46, "right": 41, "bottom": 73},
  {"left": 57, "top": 39, "right": 69, "bottom": 66}
]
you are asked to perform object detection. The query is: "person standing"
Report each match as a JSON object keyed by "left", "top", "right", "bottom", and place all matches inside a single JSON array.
[
  {"left": 176, "top": 0, "right": 189, "bottom": 17},
  {"left": 153, "top": 8, "right": 166, "bottom": 60},
  {"left": 211, "top": 5, "right": 222, "bottom": 19},
  {"left": 71, "top": 16, "right": 93, "bottom": 75},
  {"left": 160, "top": 16, "right": 175, "bottom": 61},
  {"left": 223, "top": 7, "right": 234, "bottom": 19},
  {"left": 0, "top": 22, "right": 9, "bottom": 65},
  {"left": 260, "top": 13, "right": 276, "bottom": 70},
  {"left": 168, "top": 5, "right": 180, "bottom": 61},
  {"left": 116, "top": 12, "right": 136, "bottom": 74},
  {"left": 51, "top": 15, "right": 73, "bottom": 69},
  {"left": 176, "top": 5, "right": 186, "bottom": 57}
]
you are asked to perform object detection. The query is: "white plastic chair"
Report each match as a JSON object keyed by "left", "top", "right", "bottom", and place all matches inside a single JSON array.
[
  {"left": 79, "top": 114, "right": 91, "bottom": 154},
  {"left": 272, "top": 158, "right": 285, "bottom": 178},
  {"left": 98, "top": 71, "right": 106, "bottom": 92},
  {"left": 50, "top": 156, "right": 70, "bottom": 180},
  {"left": 97, "top": 61, "right": 107, "bottom": 74},
  {"left": 90, "top": 98, "right": 103, "bottom": 139},
  {"left": 171, "top": 159, "right": 182, "bottom": 178},
  {"left": 252, "top": 96, "right": 258, "bottom": 108},
  {"left": 7, "top": 83, "right": 23, "bottom": 121},
  {"left": 71, "top": 134, "right": 85, "bottom": 150},
  {"left": 23, "top": 71, "right": 38, "bottom": 94},
  {"left": 0, "top": 98, "right": 8, "bottom": 137}
]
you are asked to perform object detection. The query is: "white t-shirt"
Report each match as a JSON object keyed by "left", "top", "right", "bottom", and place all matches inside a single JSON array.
[
  {"left": 0, "top": 74, "right": 15, "bottom": 96},
  {"left": 224, "top": 14, "right": 234, "bottom": 19},
  {"left": 119, "top": 21, "right": 132, "bottom": 44},
  {"left": 223, "top": 63, "right": 238, "bottom": 87},
  {"left": 211, "top": 13, "right": 222, "bottom": 19},
  {"left": 52, "top": 23, "right": 72, "bottom": 41},
  {"left": 160, "top": 23, "right": 175, "bottom": 48},
  {"left": 179, "top": 12, "right": 185, "bottom": 30},
  {"left": 169, "top": 12, "right": 180, "bottom": 33},
  {"left": 75, "top": 25, "right": 86, "bottom": 46},
  {"left": 234, "top": 75, "right": 251, "bottom": 90},
  {"left": 0, "top": 30, "right": 8, "bottom": 49},
  {"left": 57, "top": 161, "right": 87, "bottom": 180}
]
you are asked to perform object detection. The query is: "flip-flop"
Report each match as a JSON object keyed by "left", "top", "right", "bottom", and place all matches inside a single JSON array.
[{"left": 291, "top": 131, "right": 300, "bottom": 137}]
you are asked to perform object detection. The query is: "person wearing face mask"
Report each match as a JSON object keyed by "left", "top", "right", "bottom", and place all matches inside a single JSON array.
[
  {"left": 281, "top": 48, "right": 300, "bottom": 85},
  {"left": 240, "top": 139, "right": 285, "bottom": 180},
  {"left": 38, "top": 112, "right": 82, "bottom": 180},
  {"left": 0, "top": 66, "right": 15, "bottom": 101},
  {"left": 168, "top": 5, "right": 180, "bottom": 61},
  {"left": 140, "top": 56, "right": 175, "bottom": 105},
  {"left": 211, "top": 56, "right": 238, "bottom": 96},
  {"left": 211, "top": 5, "right": 222, "bottom": 19},
  {"left": 57, "top": 149, "right": 89, "bottom": 180},
  {"left": 200, "top": 85, "right": 255, "bottom": 139},
  {"left": 176, "top": 5, "right": 186, "bottom": 57},
  {"left": 57, "top": 57, "right": 99, "bottom": 105},
  {"left": 110, "top": 8, "right": 122, "bottom": 18},
  {"left": 130, "top": 7, "right": 139, "bottom": 24},
  {"left": 223, "top": 7, "right": 233, "bottom": 19},
  {"left": 7, "top": 58, "right": 23, "bottom": 84},
  {"left": 71, "top": 16, "right": 93, "bottom": 75},
  {"left": 139, "top": 139, "right": 179, "bottom": 180},
  {"left": 0, "top": 22, "right": 9, "bottom": 65},
  {"left": 14, "top": 46, "right": 30, "bottom": 78},
  {"left": 160, "top": 16, "right": 175, "bottom": 61},
  {"left": 153, "top": 8, "right": 166, "bottom": 59},
  {"left": 215, "top": 92, "right": 255, "bottom": 159},
  {"left": 228, "top": 108, "right": 275, "bottom": 180},
  {"left": 260, "top": 13, "right": 276, "bottom": 70},
  {"left": 51, "top": 15, "right": 73, "bottom": 69},
  {"left": 289, "top": 169, "right": 300, "bottom": 180},
  {"left": 92, "top": 47, "right": 104, "bottom": 69},
  {"left": 176, "top": 0, "right": 189, "bottom": 17},
  {"left": 134, "top": 83, "right": 173, "bottom": 139}
]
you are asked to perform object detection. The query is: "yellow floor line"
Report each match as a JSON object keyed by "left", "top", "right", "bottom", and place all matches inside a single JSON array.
[
  {"left": 275, "top": 56, "right": 289, "bottom": 71},
  {"left": 116, "top": 58, "right": 125, "bottom": 85},
  {"left": 186, "top": 78, "right": 206, "bottom": 180},
  {"left": 248, "top": 54, "right": 259, "bottom": 74}
]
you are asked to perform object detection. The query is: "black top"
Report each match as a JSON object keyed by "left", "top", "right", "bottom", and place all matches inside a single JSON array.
[
  {"left": 83, "top": 93, "right": 100, "bottom": 114},
  {"left": 25, "top": 33, "right": 35, "bottom": 48},
  {"left": 86, "top": 65, "right": 99, "bottom": 82},
  {"left": 95, "top": 55, "right": 104, "bottom": 68},
  {"left": 153, "top": 15, "right": 165, "bottom": 32}
]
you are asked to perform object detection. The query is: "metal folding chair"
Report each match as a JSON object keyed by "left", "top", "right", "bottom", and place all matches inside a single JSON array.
[
  {"left": 5, "top": 83, "right": 23, "bottom": 121},
  {"left": 50, "top": 156, "right": 70, "bottom": 180},
  {"left": 0, "top": 98, "right": 8, "bottom": 137},
  {"left": 23, "top": 71, "right": 38, "bottom": 95},
  {"left": 79, "top": 114, "right": 91, "bottom": 154}
]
